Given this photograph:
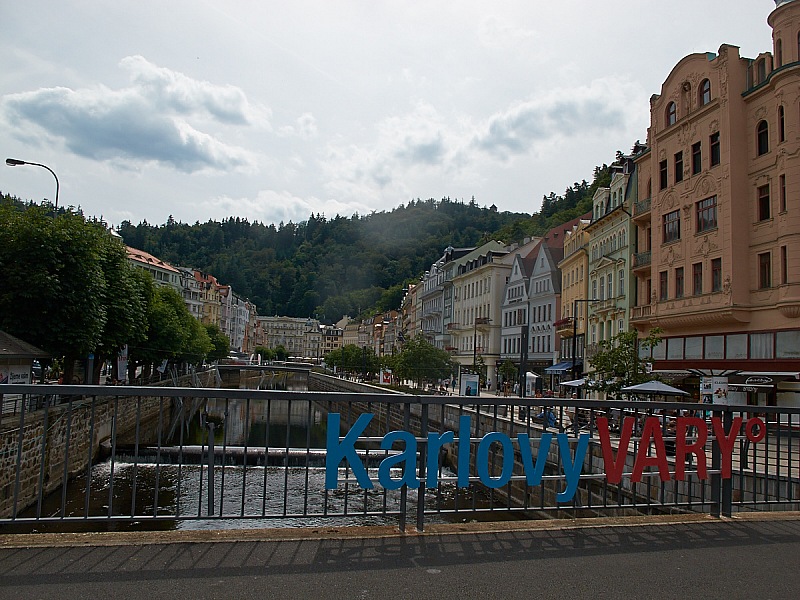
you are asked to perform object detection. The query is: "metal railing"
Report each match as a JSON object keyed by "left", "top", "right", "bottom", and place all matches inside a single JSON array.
[{"left": 0, "top": 384, "right": 798, "bottom": 533}]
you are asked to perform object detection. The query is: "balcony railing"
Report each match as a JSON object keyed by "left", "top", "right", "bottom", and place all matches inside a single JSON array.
[
  {"left": 630, "top": 305, "right": 652, "bottom": 320},
  {"left": 633, "top": 251, "right": 652, "bottom": 268},
  {"left": 634, "top": 197, "right": 651, "bottom": 216}
]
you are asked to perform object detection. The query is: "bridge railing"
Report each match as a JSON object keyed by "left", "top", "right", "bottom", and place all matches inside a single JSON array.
[{"left": 0, "top": 384, "right": 798, "bottom": 533}]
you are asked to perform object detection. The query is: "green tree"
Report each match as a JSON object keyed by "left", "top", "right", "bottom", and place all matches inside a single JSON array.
[
  {"left": 588, "top": 328, "right": 663, "bottom": 398},
  {"left": 394, "top": 335, "right": 454, "bottom": 389},
  {"left": 204, "top": 324, "right": 230, "bottom": 362},
  {"left": 498, "top": 360, "right": 518, "bottom": 392},
  {"left": 0, "top": 205, "right": 123, "bottom": 382}
]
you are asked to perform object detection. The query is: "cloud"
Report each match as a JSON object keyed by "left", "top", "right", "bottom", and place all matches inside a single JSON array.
[
  {"left": 473, "top": 80, "right": 636, "bottom": 160},
  {"left": 478, "top": 16, "right": 538, "bottom": 50},
  {"left": 278, "top": 112, "right": 318, "bottom": 139},
  {"left": 1, "top": 56, "right": 263, "bottom": 172},
  {"left": 120, "top": 55, "right": 270, "bottom": 126}
]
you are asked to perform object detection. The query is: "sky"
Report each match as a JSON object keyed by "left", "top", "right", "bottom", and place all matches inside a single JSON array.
[{"left": 0, "top": 1, "right": 779, "bottom": 228}]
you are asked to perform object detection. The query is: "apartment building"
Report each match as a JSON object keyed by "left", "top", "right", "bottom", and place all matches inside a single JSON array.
[{"left": 630, "top": 0, "right": 800, "bottom": 407}]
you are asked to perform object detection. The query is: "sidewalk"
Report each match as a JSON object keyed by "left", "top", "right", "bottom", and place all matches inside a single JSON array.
[{"left": 2, "top": 513, "right": 799, "bottom": 599}]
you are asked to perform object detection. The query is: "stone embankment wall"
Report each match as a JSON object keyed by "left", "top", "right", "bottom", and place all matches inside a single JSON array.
[{"left": 0, "top": 391, "right": 169, "bottom": 519}]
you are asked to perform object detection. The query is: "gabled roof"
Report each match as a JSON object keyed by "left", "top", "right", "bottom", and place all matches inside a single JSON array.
[
  {"left": 0, "top": 330, "right": 49, "bottom": 359},
  {"left": 127, "top": 246, "right": 180, "bottom": 273}
]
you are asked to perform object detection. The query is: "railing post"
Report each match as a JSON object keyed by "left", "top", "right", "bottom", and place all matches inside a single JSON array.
[
  {"left": 416, "top": 401, "right": 428, "bottom": 532},
  {"left": 399, "top": 402, "right": 411, "bottom": 533},
  {"left": 721, "top": 410, "right": 733, "bottom": 517},
  {"left": 207, "top": 421, "right": 215, "bottom": 516},
  {"left": 710, "top": 409, "right": 721, "bottom": 517}
]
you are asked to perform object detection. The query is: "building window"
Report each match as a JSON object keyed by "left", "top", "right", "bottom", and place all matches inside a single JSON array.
[
  {"left": 663, "top": 209, "right": 680, "bottom": 243},
  {"left": 781, "top": 246, "right": 788, "bottom": 285},
  {"left": 675, "top": 267, "right": 684, "bottom": 298},
  {"left": 674, "top": 151, "right": 683, "bottom": 183},
  {"left": 780, "top": 174, "right": 786, "bottom": 212},
  {"left": 758, "top": 184, "right": 771, "bottom": 221},
  {"left": 711, "top": 258, "right": 722, "bottom": 292},
  {"left": 619, "top": 269, "right": 625, "bottom": 296},
  {"left": 759, "top": 252, "right": 771, "bottom": 289},
  {"left": 592, "top": 279, "right": 597, "bottom": 300},
  {"left": 599, "top": 276, "right": 605, "bottom": 300},
  {"left": 756, "top": 58, "right": 767, "bottom": 84},
  {"left": 692, "top": 263, "right": 703, "bottom": 296},
  {"left": 779, "top": 105, "right": 786, "bottom": 142},
  {"left": 691, "top": 142, "right": 702, "bottom": 175},
  {"left": 659, "top": 271, "right": 668, "bottom": 301},
  {"left": 608, "top": 273, "right": 613, "bottom": 298},
  {"left": 700, "top": 79, "right": 711, "bottom": 105},
  {"left": 757, "top": 120, "right": 769, "bottom": 156},
  {"left": 666, "top": 102, "right": 677, "bottom": 126},
  {"left": 710, "top": 132, "right": 720, "bottom": 166},
  {"left": 659, "top": 160, "right": 668, "bottom": 190},
  {"left": 696, "top": 196, "right": 717, "bottom": 232},
  {"left": 777, "top": 38, "right": 783, "bottom": 67}
]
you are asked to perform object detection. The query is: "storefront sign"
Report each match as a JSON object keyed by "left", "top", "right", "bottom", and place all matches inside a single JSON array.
[
  {"left": 325, "top": 412, "right": 766, "bottom": 502},
  {"left": 701, "top": 376, "right": 729, "bottom": 405}
]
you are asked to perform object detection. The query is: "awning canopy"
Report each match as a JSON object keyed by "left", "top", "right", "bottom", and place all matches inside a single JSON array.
[
  {"left": 559, "top": 378, "right": 585, "bottom": 388},
  {"left": 620, "top": 380, "right": 690, "bottom": 397},
  {"left": 545, "top": 360, "right": 581, "bottom": 374}
]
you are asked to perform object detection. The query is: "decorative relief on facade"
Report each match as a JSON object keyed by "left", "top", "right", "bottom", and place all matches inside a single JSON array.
[
  {"left": 709, "top": 119, "right": 719, "bottom": 132},
  {"left": 697, "top": 235, "right": 718, "bottom": 258},
  {"left": 697, "top": 175, "right": 717, "bottom": 196},
  {"left": 723, "top": 276, "right": 732, "bottom": 296},
  {"left": 678, "top": 122, "right": 697, "bottom": 146},
  {"left": 665, "top": 245, "right": 682, "bottom": 266},
  {"left": 755, "top": 106, "right": 768, "bottom": 120},
  {"left": 662, "top": 191, "right": 677, "bottom": 210}
]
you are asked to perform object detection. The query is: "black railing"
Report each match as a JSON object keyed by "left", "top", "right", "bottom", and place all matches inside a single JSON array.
[{"left": 0, "top": 385, "right": 798, "bottom": 533}]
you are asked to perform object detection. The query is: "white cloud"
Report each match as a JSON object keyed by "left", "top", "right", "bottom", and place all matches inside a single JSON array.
[
  {"left": 473, "top": 78, "right": 644, "bottom": 160},
  {"left": 0, "top": 56, "right": 263, "bottom": 173},
  {"left": 119, "top": 55, "right": 270, "bottom": 126}
]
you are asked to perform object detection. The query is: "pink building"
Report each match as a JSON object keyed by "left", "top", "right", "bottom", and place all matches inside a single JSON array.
[{"left": 630, "top": 0, "right": 800, "bottom": 409}]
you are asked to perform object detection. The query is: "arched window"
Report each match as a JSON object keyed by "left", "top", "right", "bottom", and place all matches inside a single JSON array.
[
  {"left": 666, "top": 102, "right": 677, "bottom": 126},
  {"left": 700, "top": 79, "right": 711, "bottom": 105},
  {"left": 776, "top": 39, "right": 784, "bottom": 68},
  {"left": 779, "top": 105, "right": 785, "bottom": 142},
  {"left": 757, "top": 120, "right": 770, "bottom": 156}
]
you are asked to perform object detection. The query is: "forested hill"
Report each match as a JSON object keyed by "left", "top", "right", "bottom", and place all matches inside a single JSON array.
[
  {"left": 117, "top": 198, "right": 529, "bottom": 321},
  {"left": 2, "top": 163, "right": 612, "bottom": 324}
]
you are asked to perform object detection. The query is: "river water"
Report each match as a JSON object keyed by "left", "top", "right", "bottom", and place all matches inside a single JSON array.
[{"left": 24, "top": 380, "right": 500, "bottom": 532}]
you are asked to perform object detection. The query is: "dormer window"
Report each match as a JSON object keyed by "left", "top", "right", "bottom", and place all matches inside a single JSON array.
[{"left": 666, "top": 102, "right": 677, "bottom": 126}]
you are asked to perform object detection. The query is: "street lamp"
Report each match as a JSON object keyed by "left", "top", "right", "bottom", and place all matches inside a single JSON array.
[
  {"left": 570, "top": 299, "right": 597, "bottom": 390},
  {"left": 6, "top": 158, "right": 59, "bottom": 212}
]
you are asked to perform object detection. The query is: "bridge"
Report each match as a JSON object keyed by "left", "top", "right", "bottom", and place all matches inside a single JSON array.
[{"left": 1, "top": 374, "right": 797, "bottom": 534}]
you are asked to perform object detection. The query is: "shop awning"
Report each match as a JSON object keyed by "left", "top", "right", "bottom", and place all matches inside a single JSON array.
[
  {"left": 559, "top": 378, "right": 585, "bottom": 387},
  {"left": 545, "top": 360, "right": 581, "bottom": 374}
]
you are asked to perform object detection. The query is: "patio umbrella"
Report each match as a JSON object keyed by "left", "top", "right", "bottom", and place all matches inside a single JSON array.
[
  {"left": 559, "top": 378, "right": 585, "bottom": 388},
  {"left": 620, "top": 380, "right": 689, "bottom": 397}
]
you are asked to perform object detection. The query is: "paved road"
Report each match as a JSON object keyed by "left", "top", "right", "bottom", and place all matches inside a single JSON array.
[{"left": 1, "top": 515, "right": 799, "bottom": 599}]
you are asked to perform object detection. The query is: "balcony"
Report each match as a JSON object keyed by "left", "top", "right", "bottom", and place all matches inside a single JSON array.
[
  {"left": 554, "top": 317, "right": 574, "bottom": 337},
  {"left": 630, "top": 305, "right": 652, "bottom": 322},
  {"left": 633, "top": 197, "right": 651, "bottom": 218},
  {"left": 633, "top": 251, "right": 651, "bottom": 270}
]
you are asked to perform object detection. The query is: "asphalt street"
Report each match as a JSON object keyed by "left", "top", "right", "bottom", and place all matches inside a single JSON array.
[{"left": 1, "top": 515, "right": 798, "bottom": 600}]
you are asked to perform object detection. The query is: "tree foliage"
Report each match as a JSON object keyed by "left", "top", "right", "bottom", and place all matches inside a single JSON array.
[
  {"left": 588, "top": 328, "right": 663, "bottom": 398},
  {"left": 324, "top": 344, "right": 380, "bottom": 377},
  {"left": 393, "top": 335, "right": 454, "bottom": 389},
  {"left": 0, "top": 203, "right": 148, "bottom": 382}
]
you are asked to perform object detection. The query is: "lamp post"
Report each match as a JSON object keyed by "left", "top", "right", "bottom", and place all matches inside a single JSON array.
[
  {"left": 570, "top": 299, "right": 596, "bottom": 393},
  {"left": 6, "top": 158, "right": 59, "bottom": 212}
]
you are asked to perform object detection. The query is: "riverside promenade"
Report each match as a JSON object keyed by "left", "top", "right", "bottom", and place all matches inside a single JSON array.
[{"left": 1, "top": 513, "right": 799, "bottom": 599}]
